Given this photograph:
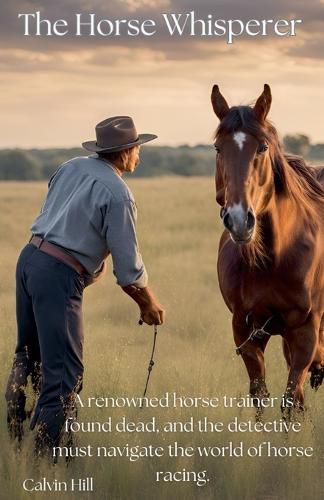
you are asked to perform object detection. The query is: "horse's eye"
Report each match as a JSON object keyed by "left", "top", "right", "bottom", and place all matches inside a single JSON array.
[
  {"left": 257, "top": 143, "right": 268, "bottom": 154},
  {"left": 214, "top": 145, "right": 220, "bottom": 154}
]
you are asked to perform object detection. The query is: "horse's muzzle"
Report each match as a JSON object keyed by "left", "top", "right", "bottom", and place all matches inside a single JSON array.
[{"left": 222, "top": 206, "right": 255, "bottom": 244}]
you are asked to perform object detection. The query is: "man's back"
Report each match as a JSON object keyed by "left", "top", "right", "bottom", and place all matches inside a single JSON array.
[{"left": 32, "top": 155, "right": 147, "bottom": 286}]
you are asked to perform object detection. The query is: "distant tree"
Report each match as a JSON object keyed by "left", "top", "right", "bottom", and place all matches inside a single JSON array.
[
  {"left": 4, "top": 141, "right": 324, "bottom": 181},
  {"left": 309, "top": 143, "right": 324, "bottom": 161},
  {"left": 30, "top": 148, "right": 86, "bottom": 180},
  {"left": 174, "top": 153, "right": 198, "bottom": 176},
  {"left": 0, "top": 150, "right": 41, "bottom": 180},
  {"left": 283, "top": 134, "right": 311, "bottom": 157}
]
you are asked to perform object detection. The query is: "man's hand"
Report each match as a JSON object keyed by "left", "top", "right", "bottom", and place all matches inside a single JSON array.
[
  {"left": 140, "top": 302, "right": 165, "bottom": 326},
  {"left": 122, "top": 285, "right": 165, "bottom": 325}
]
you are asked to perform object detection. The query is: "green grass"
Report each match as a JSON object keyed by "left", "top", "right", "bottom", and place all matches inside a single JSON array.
[{"left": 0, "top": 179, "right": 324, "bottom": 500}]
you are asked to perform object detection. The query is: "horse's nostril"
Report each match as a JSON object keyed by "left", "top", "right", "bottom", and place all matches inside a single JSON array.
[
  {"left": 246, "top": 210, "right": 255, "bottom": 231},
  {"left": 223, "top": 213, "right": 233, "bottom": 231}
]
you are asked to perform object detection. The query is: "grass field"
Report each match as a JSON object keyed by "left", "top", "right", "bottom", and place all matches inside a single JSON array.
[{"left": 1, "top": 179, "right": 324, "bottom": 500}]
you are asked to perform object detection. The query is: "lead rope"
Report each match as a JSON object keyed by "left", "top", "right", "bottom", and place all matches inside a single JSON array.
[{"left": 140, "top": 325, "right": 158, "bottom": 408}]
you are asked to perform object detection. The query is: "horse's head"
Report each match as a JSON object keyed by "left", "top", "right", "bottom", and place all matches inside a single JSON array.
[{"left": 211, "top": 84, "right": 274, "bottom": 244}]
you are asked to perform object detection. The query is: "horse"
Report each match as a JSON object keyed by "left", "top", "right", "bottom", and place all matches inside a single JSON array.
[{"left": 211, "top": 84, "right": 324, "bottom": 416}]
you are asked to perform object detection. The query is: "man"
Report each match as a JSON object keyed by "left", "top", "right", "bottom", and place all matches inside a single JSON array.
[{"left": 5, "top": 116, "right": 165, "bottom": 457}]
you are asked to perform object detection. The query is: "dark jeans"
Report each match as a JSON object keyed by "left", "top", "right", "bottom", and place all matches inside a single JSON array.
[{"left": 5, "top": 244, "right": 85, "bottom": 455}]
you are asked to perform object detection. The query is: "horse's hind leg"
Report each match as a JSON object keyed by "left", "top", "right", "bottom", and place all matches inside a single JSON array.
[
  {"left": 233, "top": 315, "right": 270, "bottom": 403},
  {"left": 282, "top": 338, "right": 291, "bottom": 368},
  {"left": 282, "top": 314, "right": 319, "bottom": 418},
  {"left": 310, "top": 315, "right": 324, "bottom": 390}
]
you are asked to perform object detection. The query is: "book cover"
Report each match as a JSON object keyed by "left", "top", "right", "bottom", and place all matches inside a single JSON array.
[{"left": 1, "top": 1, "right": 324, "bottom": 499}]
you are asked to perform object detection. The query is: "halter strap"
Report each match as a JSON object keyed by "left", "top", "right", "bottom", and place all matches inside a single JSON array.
[{"left": 236, "top": 316, "right": 274, "bottom": 356}]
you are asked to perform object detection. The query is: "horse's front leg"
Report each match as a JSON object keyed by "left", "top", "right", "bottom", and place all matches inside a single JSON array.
[
  {"left": 233, "top": 315, "right": 270, "bottom": 403},
  {"left": 283, "top": 314, "right": 319, "bottom": 418}
]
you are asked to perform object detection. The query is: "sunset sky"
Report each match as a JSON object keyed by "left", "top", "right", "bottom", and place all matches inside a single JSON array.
[{"left": 1, "top": 0, "right": 324, "bottom": 148}]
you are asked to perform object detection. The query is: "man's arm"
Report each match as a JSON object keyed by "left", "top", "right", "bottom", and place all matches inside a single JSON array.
[
  {"left": 122, "top": 284, "right": 165, "bottom": 325},
  {"left": 105, "top": 198, "right": 165, "bottom": 325}
]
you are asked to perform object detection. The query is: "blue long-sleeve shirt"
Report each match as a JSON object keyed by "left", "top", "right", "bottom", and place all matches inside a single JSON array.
[{"left": 31, "top": 155, "right": 148, "bottom": 287}]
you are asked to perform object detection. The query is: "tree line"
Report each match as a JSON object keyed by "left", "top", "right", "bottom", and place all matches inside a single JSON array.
[{"left": 0, "top": 135, "right": 323, "bottom": 181}]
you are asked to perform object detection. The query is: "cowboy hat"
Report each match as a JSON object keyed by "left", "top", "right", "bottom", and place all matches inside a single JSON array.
[{"left": 82, "top": 116, "right": 157, "bottom": 153}]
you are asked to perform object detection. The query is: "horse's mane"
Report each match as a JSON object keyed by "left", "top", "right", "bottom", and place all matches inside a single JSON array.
[
  {"left": 283, "top": 154, "right": 324, "bottom": 202},
  {"left": 215, "top": 106, "right": 324, "bottom": 268}
]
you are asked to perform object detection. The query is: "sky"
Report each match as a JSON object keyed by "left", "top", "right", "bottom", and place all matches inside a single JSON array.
[{"left": 1, "top": 0, "right": 324, "bottom": 148}]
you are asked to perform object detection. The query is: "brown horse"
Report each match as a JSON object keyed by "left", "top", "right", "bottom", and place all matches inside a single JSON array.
[{"left": 211, "top": 84, "right": 324, "bottom": 415}]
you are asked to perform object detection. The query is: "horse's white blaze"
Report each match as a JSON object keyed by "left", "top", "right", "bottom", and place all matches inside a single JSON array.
[{"left": 233, "top": 132, "right": 246, "bottom": 151}]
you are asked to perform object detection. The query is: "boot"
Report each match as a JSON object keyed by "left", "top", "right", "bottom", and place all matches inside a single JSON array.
[{"left": 5, "top": 351, "right": 30, "bottom": 442}]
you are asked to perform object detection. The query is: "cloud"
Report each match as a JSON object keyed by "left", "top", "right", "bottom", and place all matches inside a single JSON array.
[
  {"left": 287, "top": 35, "right": 324, "bottom": 60},
  {"left": 122, "top": 0, "right": 170, "bottom": 12}
]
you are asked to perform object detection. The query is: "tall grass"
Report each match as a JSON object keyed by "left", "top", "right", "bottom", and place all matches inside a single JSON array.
[{"left": 0, "top": 179, "right": 323, "bottom": 500}]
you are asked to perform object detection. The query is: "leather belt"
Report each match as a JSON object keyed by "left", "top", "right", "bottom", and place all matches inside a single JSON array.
[{"left": 30, "top": 236, "right": 87, "bottom": 275}]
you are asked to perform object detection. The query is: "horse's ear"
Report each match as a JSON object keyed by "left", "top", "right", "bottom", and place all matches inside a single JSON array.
[
  {"left": 211, "top": 85, "right": 230, "bottom": 121},
  {"left": 254, "top": 84, "right": 272, "bottom": 122}
]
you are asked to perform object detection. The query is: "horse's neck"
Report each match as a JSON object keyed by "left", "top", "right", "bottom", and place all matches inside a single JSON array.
[
  {"left": 244, "top": 156, "right": 323, "bottom": 268},
  {"left": 264, "top": 195, "right": 300, "bottom": 259},
  {"left": 260, "top": 165, "right": 313, "bottom": 263},
  {"left": 241, "top": 195, "right": 302, "bottom": 269}
]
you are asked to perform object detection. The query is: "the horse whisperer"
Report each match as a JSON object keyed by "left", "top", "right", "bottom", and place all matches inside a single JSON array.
[{"left": 5, "top": 116, "right": 165, "bottom": 458}]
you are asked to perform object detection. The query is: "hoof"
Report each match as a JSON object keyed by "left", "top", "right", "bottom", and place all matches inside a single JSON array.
[
  {"left": 310, "top": 367, "right": 324, "bottom": 390},
  {"left": 281, "top": 400, "right": 305, "bottom": 422},
  {"left": 250, "top": 380, "right": 270, "bottom": 409},
  {"left": 255, "top": 406, "right": 264, "bottom": 423},
  {"left": 281, "top": 404, "right": 291, "bottom": 422}
]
